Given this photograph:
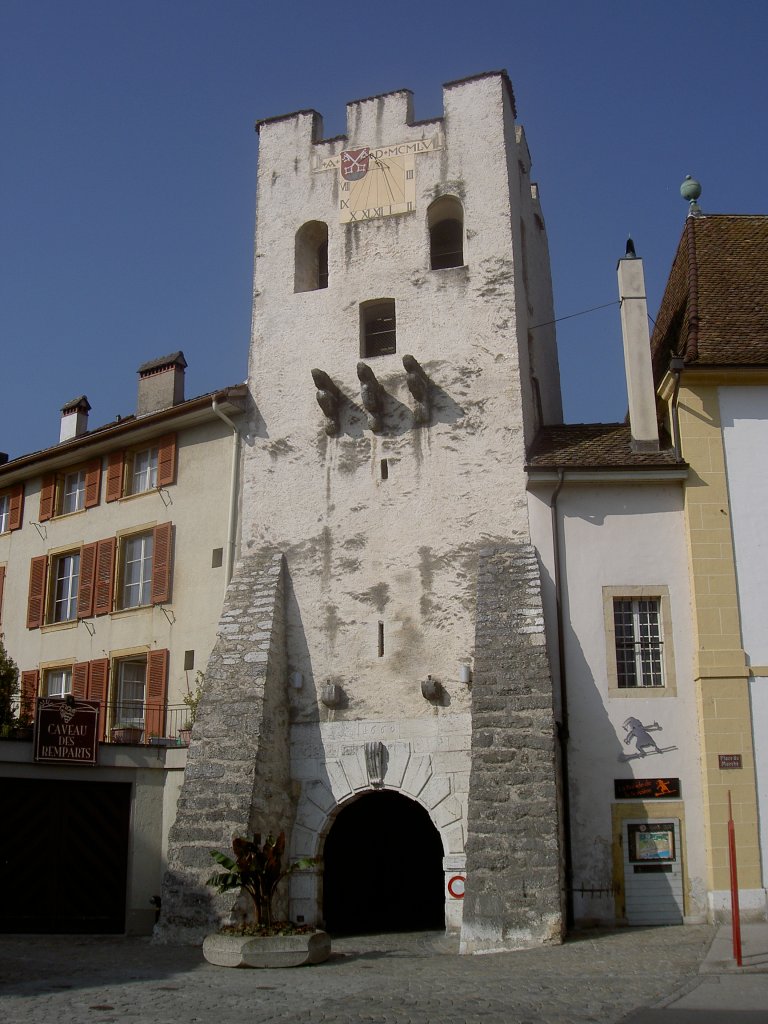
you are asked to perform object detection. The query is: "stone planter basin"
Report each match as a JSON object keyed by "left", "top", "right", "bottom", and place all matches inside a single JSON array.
[{"left": 202, "top": 930, "right": 331, "bottom": 968}]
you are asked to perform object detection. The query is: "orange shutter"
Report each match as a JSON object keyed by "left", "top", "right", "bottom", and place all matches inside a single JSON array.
[
  {"left": 0, "top": 565, "right": 5, "bottom": 626},
  {"left": 87, "top": 658, "right": 110, "bottom": 740},
  {"left": 106, "top": 451, "right": 124, "bottom": 502},
  {"left": 156, "top": 434, "right": 177, "bottom": 487},
  {"left": 145, "top": 649, "right": 169, "bottom": 738},
  {"left": 26, "top": 555, "right": 48, "bottom": 629},
  {"left": 94, "top": 537, "right": 116, "bottom": 616},
  {"left": 8, "top": 483, "right": 24, "bottom": 531},
  {"left": 72, "top": 661, "right": 89, "bottom": 698},
  {"left": 39, "top": 475, "right": 56, "bottom": 522},
  {"left": 151, "top": 522, "right": 173, "bottom": 604},
  {"left": 20, "top": 670, "right": 39, "bottom": 720},
  {"left": 77, "top": 542, "right": 98, "bottom": 619},
  {"left": 84, "top": 459, "right": 102, "bottom": 508}
]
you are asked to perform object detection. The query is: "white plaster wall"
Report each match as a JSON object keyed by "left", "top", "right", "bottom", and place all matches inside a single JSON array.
[
  {"left": 720, "top": 386, "right": 768, "bottom": 664},
  {"left": 721, "top": 384, "right": 768, "bottom": 888},
  {"left": 528, "top": 480, "right": 705, "bottom": 922},
  {"left": 244, "top": 75, "right": 560, "bottom": 726}
]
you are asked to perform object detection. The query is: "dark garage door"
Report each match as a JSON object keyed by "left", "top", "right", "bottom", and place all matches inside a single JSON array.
[{"left": 0, "top": 778, "right": 131, "bottom": 933}]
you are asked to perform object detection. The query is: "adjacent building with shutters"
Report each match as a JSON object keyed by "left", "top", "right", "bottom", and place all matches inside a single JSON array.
[{"left": 0, "top": 353, "right": 246, "bottom": 933}]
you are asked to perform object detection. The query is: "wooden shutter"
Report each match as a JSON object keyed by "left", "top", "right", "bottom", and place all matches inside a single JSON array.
[
  {"left": 0, "top": 565, "right": 5, "bottom": 627},
  {"left": 8, "top": 483, "right": 24, "bottom": 531},
  {"left": 151, "top": 522, "right": 173, "bottom": 604},
  {"left": 77, "top": 541, "right": 98, "bottom": 619},
  {"left": 84, "top": 459, "right": 102, "bottom": 508},
  {"left": 87, "top": 658, "right": 110, "bottom": 740},
  {"left": 156, "top": 434, "right": 177, "bottom": 487},
  {"left": 20, "top": 669, "right": 39, "bottom": 720},
  {"left": 94, "top": 537, "right": 116, "bottom": 616},
  {"left": 145, "top": 649, "right": 169, "bottom": 738},
  {"left": 106, "top": 451, "right": 124, "bottom": 502},
  {"left": 39, "top": 475, "right": 56, "bottom": 522},
  {"left": 72, "top": 661, "right": 89, "bottom": 698},
  {"left": 26, "top": 555, "right": 48, "bottom": 629}
]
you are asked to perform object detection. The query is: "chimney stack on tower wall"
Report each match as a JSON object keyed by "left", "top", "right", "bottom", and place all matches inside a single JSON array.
[
  {"left": 136, "top": 351, "right": 187, "bottom": 416},
  {"left": 59, "top": 396, "right": 91, "bottom": 443},
  {"left": 617, "top": 250, "right": 659, "bottom": 452}
]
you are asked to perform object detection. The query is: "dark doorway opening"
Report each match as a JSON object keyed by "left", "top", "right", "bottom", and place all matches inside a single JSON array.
[
  {"left": 0, "top": 778, "right": 131, "bottom": 933},
  {"left": 322, "top": 790, "right": 444, "bottom": 935}
]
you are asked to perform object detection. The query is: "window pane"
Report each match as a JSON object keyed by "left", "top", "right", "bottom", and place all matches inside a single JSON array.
[
  {"left": 116, "top": 659, "right": 146, "bottom": 726},
  {"left": 121, "top": 533, "right": 153, "bottom": 607},
  {"left": 0, "top": 495, "right": 9, "bottom": 532},
  {"left": 53, "top": 553, "right": 80, "bottom": 622},
  {"left": 45, "top": 669, "right": 72, "bottom": 698},
  {"left": 61, "top": 470, "right": 86, "bottom": 514},
  {"left": 130, "top": 448, "right": 158, "bottom": 494}
]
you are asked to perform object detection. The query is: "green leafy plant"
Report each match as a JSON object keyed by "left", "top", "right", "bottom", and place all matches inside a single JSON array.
[
  {"left": 182, "top": 670, "right": 204, "bottom": 730},
  {"left": 0, "top": 637, "right": 20, "bottom": 730},
  {"left": 206, "top": 832, "right": 316, "bottom": 932}
]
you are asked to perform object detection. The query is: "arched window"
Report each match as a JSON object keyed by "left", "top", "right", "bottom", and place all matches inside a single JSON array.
[
  {"left": 428, "top": 196, "right": 464, "bottom": 270},
  {"left": 294, "top": 221, "right": 329, "bottom": 292},
  {"left": 360, "top": 299, "right": 396, "bottom": 357}
]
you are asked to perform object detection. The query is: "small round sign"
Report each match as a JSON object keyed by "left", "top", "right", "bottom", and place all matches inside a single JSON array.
[{"left": 447, "top": 875, "right": 465, "bottom": 899}]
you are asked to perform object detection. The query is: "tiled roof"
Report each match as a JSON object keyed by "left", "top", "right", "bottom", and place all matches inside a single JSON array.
[
  {"left": 651, "top": 215, "right": 768, "bottom": 378},
  {"left": 526, "top": 423, "right": 681, "bottom": 470}
]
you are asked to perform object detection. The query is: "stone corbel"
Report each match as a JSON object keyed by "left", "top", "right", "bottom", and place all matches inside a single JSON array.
[
  {"left": 402, "top": 354, "right": 431, "bottom": 424},
  {"left": 311, "top": 369, "right": 343, "bottom": 435},
  {"left": 365, "top": 740, "right": 388, "bottom": 788},
  {"left": 356, "top": 362, "right": 386, "bottom": 432}
]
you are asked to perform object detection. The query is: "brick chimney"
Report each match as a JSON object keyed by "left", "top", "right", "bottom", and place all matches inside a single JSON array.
[
  {"left": 136, "top": 352, "right": 187, "bottom": 416},
  {"left": 59, "top": 396, "right": 91, "bottom": 443},
  {"left": 617, "top": 247, "right": 659, "bottom": 452}
]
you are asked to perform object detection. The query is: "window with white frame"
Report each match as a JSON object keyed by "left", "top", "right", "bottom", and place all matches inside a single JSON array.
[
  {"left": 60, "top": 469, "right": 87, "bottom": 515},
  {"left": 613, "top": 597, "right": 664, "bottom": 687},
  {"left": 114, "top": 657, "right": 146, "bottom": 727},
  {"left": 44, "top": 667, "right": 72, "bottom": 697},
  {"left": 128, "top": 447, "right": 159, "bottom": 495},
  {"left": 120, "top": 532, "right": 153, "bottom": 608},
  {"left": 0, "top": 494, "right": 8, "bottom": 533},
  {"left": 51, "top": 551, "right": 80, "bottom": 623}
]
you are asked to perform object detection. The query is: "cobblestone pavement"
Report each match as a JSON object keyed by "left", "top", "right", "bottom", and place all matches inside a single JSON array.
[{"left": 0, "top": 926, "right": 718, "bottom": 1024}]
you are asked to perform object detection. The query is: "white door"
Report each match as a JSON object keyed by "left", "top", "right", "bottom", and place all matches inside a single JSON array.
[{"left": 623, "top": 819, "right": 684, "bottom": 925}]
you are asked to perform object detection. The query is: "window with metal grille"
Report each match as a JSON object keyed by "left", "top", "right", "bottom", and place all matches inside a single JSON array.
[
  {"left": 361, "top": 300, "right": 396, "bottom": 357},
  {"left": 613, "top": 598, "right": 664, "bottom": 687}
]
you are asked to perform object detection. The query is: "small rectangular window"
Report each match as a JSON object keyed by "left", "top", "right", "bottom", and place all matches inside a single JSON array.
[
  {"left": 128, "top": 447, "right": 159, "bottom": 495},
  {"left": 45, "top": 667, "right": 73, "bottom": 698},
  {"left": 51, "top": 551, "right": 80, "bottom": 623},
  {"left": 361, "top": 300, "right": 396, "bottom": 357},
  {"left": 613, "top": 598, "right": 664, "bottom": 687},
  {"left": 120, "top": 532, "right": 154, "bottom": 608},
  {"left": 0, "top": 494, "right": 8, "bottom": 533},
  {"left": 115, "top": 657, "right": 147, "bottom": 729},
  {"left": 60, "top": 469, "right": 86, "bottom": 515},
  {"left": 211, "top": 547, "right": 224, "bottom": 568},
  {"left": 184, "top": 650, "right": 195, "bottom": 671}
]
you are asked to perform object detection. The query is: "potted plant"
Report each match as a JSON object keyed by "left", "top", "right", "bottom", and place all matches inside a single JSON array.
[
  {"left": 203, "top": 832, "right": 328, "bottom": 968},
  {"left": 179, "top": 671, "right": 204, "bottom": 745},
  {"left": 111, "top": 723, "right": 143, "bottom": 744}
]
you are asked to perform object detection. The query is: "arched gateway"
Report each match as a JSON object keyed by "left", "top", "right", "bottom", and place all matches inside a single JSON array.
[{"left": 323, "top": 791, "right": 445, "bottom": 934}]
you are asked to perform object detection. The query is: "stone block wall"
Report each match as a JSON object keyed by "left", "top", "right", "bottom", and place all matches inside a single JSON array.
[
  {"left": 154, "top": 552, "right": 293, "bottom": 944},
  {"left": 460, "top": 544, "right": 564, "bottom": 953}
]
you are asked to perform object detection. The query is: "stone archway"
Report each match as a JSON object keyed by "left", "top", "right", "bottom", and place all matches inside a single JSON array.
[{"left": 322, "top": 790, "right": 445, "bottom": 934}]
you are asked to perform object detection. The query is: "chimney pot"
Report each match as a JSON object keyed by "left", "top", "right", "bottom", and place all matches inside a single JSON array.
[
  {"left": 136, "top": 351, "right": 187, "bottom": 415},
  {"left": 59, "top": 396, "right": 91, "bottom": 443}
]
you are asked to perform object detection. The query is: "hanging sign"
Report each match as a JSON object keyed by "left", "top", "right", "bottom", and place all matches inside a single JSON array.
[{"left": 34, "top": 698, "right": 100, "bottom": 766}]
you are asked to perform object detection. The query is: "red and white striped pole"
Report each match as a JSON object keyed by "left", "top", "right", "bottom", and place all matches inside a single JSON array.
[{"left": 728, "top": 790, "right": 742, "bottom": 967}]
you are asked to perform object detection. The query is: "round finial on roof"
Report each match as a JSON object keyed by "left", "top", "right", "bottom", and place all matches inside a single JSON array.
[
  {"left": 680, "top": 175, "right": 702, "bottom": 217},
  {"left": 680, "top": 175, "right": 702, "bottom": 202}
]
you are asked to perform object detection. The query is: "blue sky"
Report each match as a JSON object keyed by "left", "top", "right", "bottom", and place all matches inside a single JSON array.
[{"left": 1, "top": 1, "right": 765, "bottom": 460}]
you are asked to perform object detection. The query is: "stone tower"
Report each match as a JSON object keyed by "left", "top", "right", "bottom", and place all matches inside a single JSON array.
[{"left": 158, "top": 70, "right": 565, "bottom": 953}]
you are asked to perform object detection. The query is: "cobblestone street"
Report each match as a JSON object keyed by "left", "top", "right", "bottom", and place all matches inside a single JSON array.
[{"left": 0, "top": 925, "right": 721, "bottom": 1024}]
